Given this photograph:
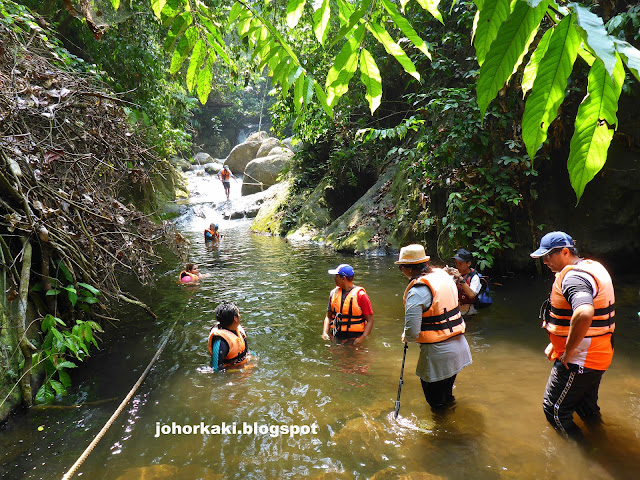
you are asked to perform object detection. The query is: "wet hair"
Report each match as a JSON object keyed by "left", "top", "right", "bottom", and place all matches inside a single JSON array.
[
  {"left": 401, "top": 262, "right": 432, "bottom": 277},
  {"left": 185, "top": 263, "right": 196, "bottom": 272},
  {"left": 215, "top": 302, "right": 240, "bottom": 328}
]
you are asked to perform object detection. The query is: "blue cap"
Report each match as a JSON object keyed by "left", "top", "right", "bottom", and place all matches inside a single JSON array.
[
  {"left": 530, "top": 231, "right": 575, "bottom": 258},
  {"left": 328, "top": 264, "right": 354, "bottom": 277}
]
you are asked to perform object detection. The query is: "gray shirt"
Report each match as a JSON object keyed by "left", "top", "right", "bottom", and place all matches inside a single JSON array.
[{"left": 404, "top": 282, "right": 472, "bottom": 383}]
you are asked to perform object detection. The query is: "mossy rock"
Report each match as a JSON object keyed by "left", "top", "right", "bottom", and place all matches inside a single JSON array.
[{"left": 250, "top": 179, "right": 293, "bottom": 235}]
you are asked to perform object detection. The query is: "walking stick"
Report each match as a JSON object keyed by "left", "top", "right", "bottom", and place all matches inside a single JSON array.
[{"left": 394, "top": 342, "right": 408, "bottom": 419}]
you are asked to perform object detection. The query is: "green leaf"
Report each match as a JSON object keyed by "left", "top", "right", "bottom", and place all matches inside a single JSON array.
[
  {"left": 380, "top": 0, "right": 432, "bottom": 59},
  {"left": 31, "top": 282, "right": 43, "bottom": 292},
  {"left": 228, "top": 3, "right": 244, "bottom": 26},
  {"left": 522, "top": 27, "right": 554, "bottom": 96},
  {"left": 35, "top": 384, "right": 54, "bottom": 405},
  {"left": 78, "top": 296, "right": 99, "bottom": 304},
  {"left": 57, "top": 361, "right": 78, "bottom": 369},
  {"left": 46, "top": 289, "right": 60, "bottom": 296},
  {"left": 164, "top": 11, "right": 191, "bottom": 53},
  {"left": 368, "top": 21, "right": 420, "bottom": 81},
  {"left": 169, "top": 26, "right": 198, "bottom": 75},
  {"left": 186, "top": 38, "right": 205, "bottom": 92},
  {"left": 477, "top": 0, "right": 549, "bottom": 118},
  {"left": 196, "top": 53, "right": 214, "bottom": 104},
  {"left": 414, "top": 0, "right": 444, "bottom": 24},
  {"left": 50, "top": 379, "right": 66, "bottom": 396},
  {"left": 294, "top": 75, "right": 304, "bottom": 113},
  {"left": 474, "top": 0, "right": 512, "bottom": 66},
  {"left": 522, "top": 15, "right": 580, "bottom": 159},
  {"left": 58, "top": 370, "right": 72, "bottom": 388},
  {"left": 568, "top": 55, "right": 624, "bottom": 202},
  {"left": 359, "top": 48, "right": 382, "bottom": 114},
  {"left": 570, "top": 4, "right": 617, "bottom": 77},
  {"left": 312, "top": 0, "right": 331, "bottom": 45},
  {"left": 313, "top": 80, "right": 333, "bottom": 117},
  {"left": 326, "top": 24, "right": 365, "bottom": 106},
  {"left": 151, "top": 0, "right": 167, "bottom": 19},
  {"left": 42, "top": 314, "right": 55, "bottom": 333},
  {"left": 330, "top": 0, "right": 372, "bottom": 48},
  {"left": 286, "top": 0, "right": 306, "bottom": 29},
  {"left": 77, "top": 282, "right": 99, "bottom": 295},
  {"left": 614, "top": 39, "right": 640, "bottom": 82},
  {"left": 57, "top": 260, "right": 73, "bottom": 283}
]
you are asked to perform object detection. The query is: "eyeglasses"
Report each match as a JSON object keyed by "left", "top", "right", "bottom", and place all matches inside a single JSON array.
[{"left": 542, "top": 248, "right": 562, "bottom": 260}]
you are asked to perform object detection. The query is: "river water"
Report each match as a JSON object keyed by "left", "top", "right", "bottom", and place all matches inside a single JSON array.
[{"left": 2, "top": 177, "right": 640, "bottom": 479}]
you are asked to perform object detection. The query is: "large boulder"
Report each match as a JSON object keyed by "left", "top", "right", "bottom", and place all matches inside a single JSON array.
[
  {"left": 255, "top": 137, "right": 282, "bottom": 158},
  {"left": 193, "top": 152, "right": 213, "bottom": 165},
  {"left": 241, "top": 149, "right": 294, "bottom": 195},
  {"left": 204, "top": 161, "right": 224, "bottom": 175},
  {"left": 225, "top": 140, "right": 262, "bottom": 172},
  {"left": 245, "top": 131, "right": 269, "bottom": 143}
]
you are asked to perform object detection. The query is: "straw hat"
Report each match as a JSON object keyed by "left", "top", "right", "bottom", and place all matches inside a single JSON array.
[{"left": 395, "top": 244, "right": 430, "bottom": 264}]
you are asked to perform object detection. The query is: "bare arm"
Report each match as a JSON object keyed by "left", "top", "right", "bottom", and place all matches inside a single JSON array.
[
  {"left": 559, "top": 304, "right": 595, "bottom": 368},
  {"left": 322, "top": 312, "right": 333, "bottom": 340},
  {"left": 353, "top": 314, "right": 374, "bottom": 345}
]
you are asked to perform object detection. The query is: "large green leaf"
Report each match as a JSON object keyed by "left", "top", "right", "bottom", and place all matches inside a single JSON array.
[
  {"left": 196, "top": 53, "right": 214, "bottom": 104},
  {"left": 312, "top": 0, "right": 331, "bottom": 45},
  {"left": 614, "top": 39, "right": 640, "bottom": 82},
  {"left": 286, "top": 0, "right": 306, "bottom": 29},
  {"left": 294, "top": 75, "right": 305, "bottom": 113},
  {"left": 186, "top": 38, "right": 205, "bottom": 92},
  {"left": 568, "top": 55, "right": 624, "bottom": 202},
  {"left": 330, "top": 0, "right": 372, "bottom": 48},
  {"left": 521, "top": 27, "right": 553, "bottom": 96},
  {"left": 474, "top": 0, "right": 512, "bottom": 66},
  {"left": 380, "top": 0, "right": 432, "bottom": 59},
  {"left": 522, "top": 15, "right": 579, "bottom": 159},
  {"left": 368, "top": 21, "right": 420, "bottom": 81},
  {"left": 164, "top": 12, "right": 192, "bottom": 53},
  {"left": 151, "top": 0, "right": 167, "bottom": 19},
  {"left": 169, "top": 26, "right": 198, "bottom": 75},
  {"left": 313, "top": 80, "right": 333, "bottom": 117},
  {"left": 359, "top": 48, "right": 382, "bottom": 114},
  {"left": 570, "top": 4, "right": 616, "bottom": 77},
  {"left": 477, "top": 0, "right": 548, "bottom": 117},
  {"left": 326, "top": 25, "right": 365, "bottom": 106},
  {"left": 414, "top": 0, "right": 443, "bottom": 24}
]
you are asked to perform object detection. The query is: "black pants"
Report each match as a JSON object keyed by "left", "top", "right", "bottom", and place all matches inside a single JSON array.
[
  {"left": 542, "top": 360, "right": 604, "bottom": 440},
  {"left": 421, "top": 375, "right": 456, "bottom": 411}
]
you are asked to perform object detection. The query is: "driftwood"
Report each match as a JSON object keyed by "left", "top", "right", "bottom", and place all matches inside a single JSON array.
[{"left": 16, "top": 238, "right": 36, "bottom": 407}]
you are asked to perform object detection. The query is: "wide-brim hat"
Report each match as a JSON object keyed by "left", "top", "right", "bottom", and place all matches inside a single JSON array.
[{"left": 395, "top": 244, "right": 430, "bottom": 264}]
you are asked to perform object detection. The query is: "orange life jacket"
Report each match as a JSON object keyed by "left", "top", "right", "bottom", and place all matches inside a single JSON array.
[
  {"left": 330, "top": 286, "right": 367, "bottom": 333},
  {"left": 204, "top": 228, "right": 219, "bottom": 241},
  {"left": 220, "top": 168, "right": 231, "bottom": 181},
  {"left": 545, "top": 260, "right": 615, "bottom": 337},
  {"left": 403, "top": 268, "right": 465, "bottom": 344},
  {"left": 179, "top": 271, "right": 199, "bottom": 283},
  {"left": 208, "top": 325, "right": 248, "bottom": 368}
]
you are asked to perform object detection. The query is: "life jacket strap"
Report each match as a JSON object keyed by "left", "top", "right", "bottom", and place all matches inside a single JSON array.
[
  {"left": 549, "top": 303, "right": 615, "bottom": 318},
  {"left": 420, "top": 306, "right": 462, "bottom": 331}
]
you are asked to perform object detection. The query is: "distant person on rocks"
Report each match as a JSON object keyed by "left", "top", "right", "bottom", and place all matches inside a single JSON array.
[
  {"left": 445, "top": 248, "right": 482, "bottom": 316},
  {"left": 178, "top": 263, "right": 209, "bottom": 283},
  {"left": 204, "top": 223, "right": 220, "bottom": 242},
  {"left": 322, "top": 264, "right": 374, "bottom": 345},
  {"left": 208, "top": 302, "right": 248, "bottom": 371},
  {"left": 530, "top": 231, "right": 615, "bottom": 440},
  {"left": 396, "top": 244, "right": 472, "bottom": 411},
  {"left": 217, "top": 165, "right": 237, "bottom": 200}
]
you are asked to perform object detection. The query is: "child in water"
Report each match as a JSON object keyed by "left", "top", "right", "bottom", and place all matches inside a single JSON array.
[
  {"left": 208, "top": 302, "right": 248, "bottom": 371},
  {"left": 178, "top": 263, "right": 209, "bottom": 283}
]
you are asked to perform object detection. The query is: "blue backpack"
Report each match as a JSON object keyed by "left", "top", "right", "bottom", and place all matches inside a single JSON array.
[{"left": 474, "top": 272, "right": 492, "bottom": 307}]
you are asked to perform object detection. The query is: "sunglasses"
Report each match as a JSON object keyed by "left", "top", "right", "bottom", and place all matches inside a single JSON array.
[{"left": 542, "top": 248, "right": 563, "bottom": 260}]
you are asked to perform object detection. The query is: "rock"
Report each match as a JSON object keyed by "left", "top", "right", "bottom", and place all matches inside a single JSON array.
[
  {"left": 170, "top": 157, "right": 192, "bottom": 172},
  {"left": 246, "top": 131, "right": 269, "bottom": 143},
  {"left": 255, "top": 137, "right": 281, "bottom": 158},
  {"left": 225, "top": 140, "right": 262, "bottom": 172},
  {"left": 331, "top": 416, "right": 389, "bottom": 464},
  {"left": 192, "top": 152, "right": 213, "bottom": 165},
  {"left": 204, "top": 162, "right": 224, "bottom": 175},
  {"left": 241, "top": 150, "right": 294, "bottom": 195},
  {"left": 244, "top": 205, "right": 261, "bottom": 218},
  {"left": 282, "top": 136, "right": 294, "bottom": 150}
]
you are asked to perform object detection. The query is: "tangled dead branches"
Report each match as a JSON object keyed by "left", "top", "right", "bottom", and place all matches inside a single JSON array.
[{"left": 0, "top": 22, "right": 179, "bottom": 312}]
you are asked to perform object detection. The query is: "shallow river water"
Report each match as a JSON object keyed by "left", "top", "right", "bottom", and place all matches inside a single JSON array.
[{"left": 2, "top": 181, "right": 640, "bottom": 480}]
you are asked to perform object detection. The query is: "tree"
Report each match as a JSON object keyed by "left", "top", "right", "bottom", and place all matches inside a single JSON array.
[{"left": 96, "top": 0, "right": 640, "bottom": 201}]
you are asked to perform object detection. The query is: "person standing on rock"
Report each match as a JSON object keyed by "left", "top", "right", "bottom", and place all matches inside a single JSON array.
[
  {"left": 396, "top": 244, "right": 472, "bottom": 411},
  {"left": 322, "top": 264, "right": 374, "bottom": 346},
  {"left": 530, "top": 231, "right": 615, "bottom": 440},
  {"left": 217, "top": 165, "right": 237, "bottom": 200}
]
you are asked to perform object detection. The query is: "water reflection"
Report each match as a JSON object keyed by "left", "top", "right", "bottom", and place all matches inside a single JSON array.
[{"left": 2, "top": 219, "right": 640, "bottom": 479}]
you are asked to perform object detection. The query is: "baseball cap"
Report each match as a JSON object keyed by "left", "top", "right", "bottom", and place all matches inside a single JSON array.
[
  {"left": 328, "top": 264, "right": 354, "bottom": 277},
  {"left": 530, "top": 231, "right": 575, "bottom": 258},
  {"left": 452, "top": 248, "right": 473, "bottom": 263}
]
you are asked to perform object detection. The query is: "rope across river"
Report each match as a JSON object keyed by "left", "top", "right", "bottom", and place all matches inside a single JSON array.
[{"left": 61, "top": 295, "right": 193, "bottom": 480}]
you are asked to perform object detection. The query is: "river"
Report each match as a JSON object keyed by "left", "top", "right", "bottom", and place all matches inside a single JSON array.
[{"left": 1, "top": 177, "right": 640, "bottom": 479}]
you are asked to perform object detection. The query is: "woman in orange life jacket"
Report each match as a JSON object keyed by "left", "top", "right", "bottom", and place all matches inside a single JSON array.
[
  {"left": 204, "top": 223, "right": 220, "bottom": 242},
  {"left": 445, "top": 248, "right": 482, "bottom": 316},
  {"left": 208, "top": 302, "right": 248, "bottom": 371},
  {"left": 396, "top": 244, "right": 472, "bottom": 411},
  {"left": 322, "top": 264, "right": 374, "bottom": 346},
  {"left": 178, "top": 263, "right": 209, "bottom": 283},
  {"left": 531, "top": 231, "right": 615, "bottom": 440}
]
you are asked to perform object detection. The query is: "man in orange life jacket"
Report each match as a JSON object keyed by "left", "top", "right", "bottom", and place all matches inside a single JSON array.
[
  {"left": 322, "top": 264, "right": 374, "bottom": 345},
  {"left": 208, "top": 302, "right": 248, "bottom": 372},
  {"left": 396, "top": 244, "right": 472, "bottom": 411},
  {"left": 217, "top": 165, "right": 236, "bottom": 200},
  {"left": 531, "top": 231, "right": 615, "bottom": 440}
]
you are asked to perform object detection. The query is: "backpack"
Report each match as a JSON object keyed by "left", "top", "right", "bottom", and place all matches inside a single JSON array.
[{"left": 474, "top": 272, "right": 492, "bottom": 307}]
